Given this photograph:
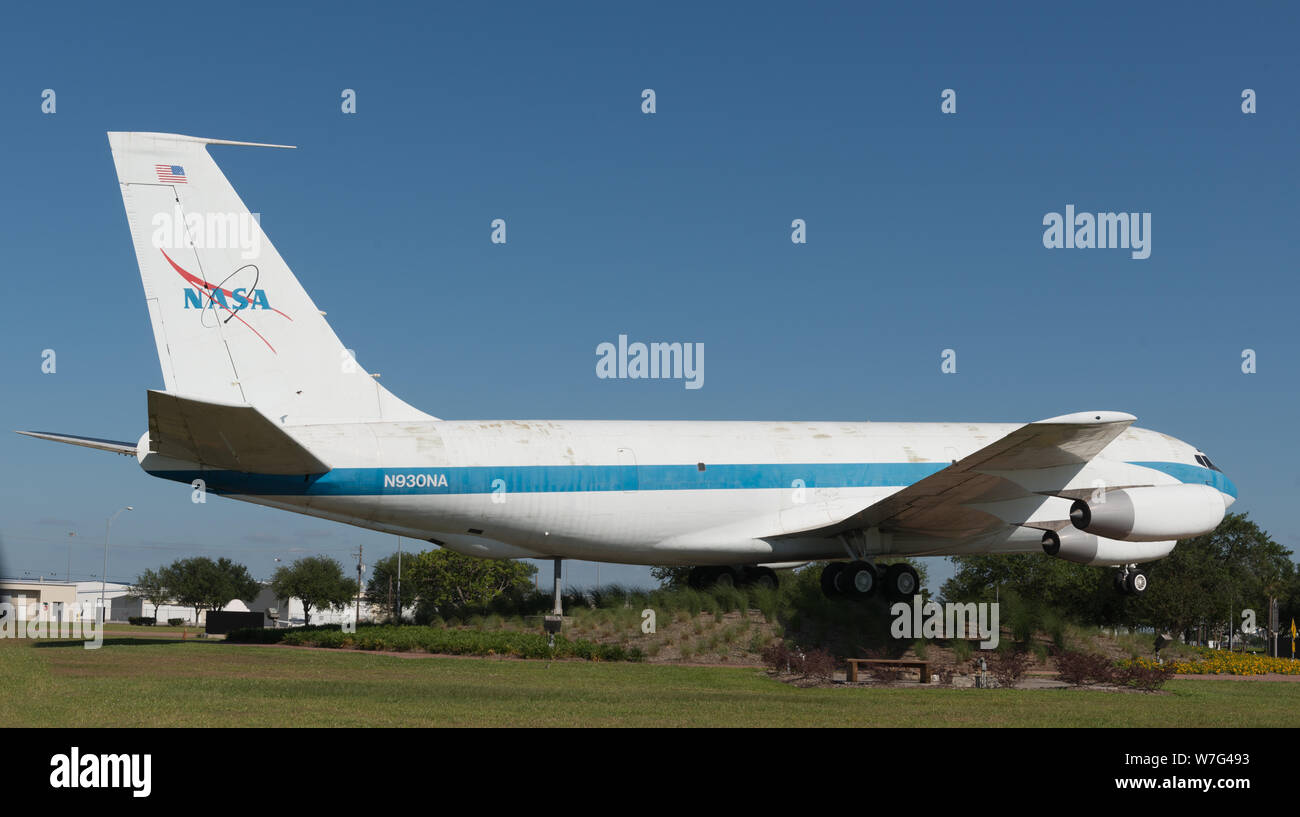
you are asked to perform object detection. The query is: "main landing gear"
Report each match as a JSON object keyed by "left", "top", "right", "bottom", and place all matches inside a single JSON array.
[
  {"left": 821, "top": 560, "right": 921, "bottom": 602},
  {"left": 1114, "top": 564, "right": 1148, "bottom": 596},
  {"left": 688, "top": 565, "right": 779, "bottom": 590}
]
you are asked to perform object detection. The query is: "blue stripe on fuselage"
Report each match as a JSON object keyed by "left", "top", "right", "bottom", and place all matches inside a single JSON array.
[
  {"left": 150, "top": 462, "right": 949, "bottom": 496},
  {"left": 146, "top": 460, "right": 1233, "bottom": 498},
  {"left": 1128, "top": 461, "right": 1238, "bottom": 499}
]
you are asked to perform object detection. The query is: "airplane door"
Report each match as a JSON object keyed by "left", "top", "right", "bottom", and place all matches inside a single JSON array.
[{"left": 616, "top": 447, "right": 638, "bottom": 492}]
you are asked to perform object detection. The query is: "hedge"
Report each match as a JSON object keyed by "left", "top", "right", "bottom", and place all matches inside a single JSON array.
[{"left": 226, "top": 624, "right": 643, "bottom": 662}]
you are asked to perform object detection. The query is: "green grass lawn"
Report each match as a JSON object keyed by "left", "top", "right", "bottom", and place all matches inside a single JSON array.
[
  {"left": 3, "top": 636, "right": 1298, "bottom": 727},
  {"left": 101, "top": 623, "right": 206, "bottom": 634}
]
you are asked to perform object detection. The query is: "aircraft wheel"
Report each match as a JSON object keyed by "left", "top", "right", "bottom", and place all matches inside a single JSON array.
[
  {"left": 1125, "top": 570, "right": 1148, "bottom": 595},
  {"left": 711, "top": 567, "right": 738, "bottom": 589},
  {"left": 820, "top": 562, "right": 845, "bottom": 598},
  {"left": 841, "top": 560, "right": 877, "bottom": 599},
  {"left": 885, "top": 563, "right": 920, "bottom": 601},
  {"left": 746, "top": 566, "right": 778, "bottom": 590}
]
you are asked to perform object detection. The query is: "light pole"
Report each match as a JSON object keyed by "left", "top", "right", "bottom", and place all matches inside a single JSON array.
[
  {"left": 101, "top": 506, "right": 133, "bottom": 620},
  {"left": 67, "top": 531, "right": 76, "bottom": 583}
]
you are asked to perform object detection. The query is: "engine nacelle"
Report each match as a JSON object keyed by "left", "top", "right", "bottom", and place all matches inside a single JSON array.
[
  {"left": 1041, "top": 529, "right": 1175, "bottom": 566},
  {"left": 1068, "top": 484, "right": 1225, "bottom": 542}
]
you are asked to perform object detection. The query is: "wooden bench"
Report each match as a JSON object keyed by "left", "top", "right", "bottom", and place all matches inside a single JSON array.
[{"left": 846, "top": 658, "right": 933, "bottom": 683}]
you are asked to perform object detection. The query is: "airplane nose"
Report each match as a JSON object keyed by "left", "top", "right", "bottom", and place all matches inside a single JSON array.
[{"left": 1222, "top": 490, "right": 1236, "bottom": 509}]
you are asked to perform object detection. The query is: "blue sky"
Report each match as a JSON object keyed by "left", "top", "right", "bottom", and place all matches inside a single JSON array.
[{"left": 1, "top": 2, "right": 1297, "bottom": 593}]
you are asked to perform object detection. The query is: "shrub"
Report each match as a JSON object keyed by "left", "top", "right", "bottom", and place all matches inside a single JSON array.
[
  {"left": 761, "top": 641, "right": 793, "bottom": 673},
  {"left": 1156, "top": 648, "right": 1300, "bottom": 676},
  {"left": 715, "top": 586, "right": 745, "bottom": 614},
  {"left": 871, "top": 665, "right": 903, "bottom": 683},
  {"left": 951, "top": 639, "right": 972, "bottom": 663},
  {"left": 989, "top": 649, "right": 1031, "bottom": 688},
  {"left": 167, "top": 618, "right": 185, "bottom": 626},
  {"left": 1042, "top": 610, "right": 1067, "bottom": 651},
  {"left": 705, "top": 594, "right": 725, "bottom": 617},
  {"left": 800, "top": 648, "right": 837, "bottom": 681},
  {"left": 1054, "top": 650, "right": 1116, "bottom": 686},
  {"left": 1116, "top": 660, "right": 1177, "bottom": 691},
  {"left": 1004, "top": 592, "right": 1039, "bottom": 646},
  {"left": 762, "top": 643, "right": 835, "bottom": 680},
  {"left": 128, "top": 616, "right": 155, "bottom": 626},
  {"left": 224, "top": 624, "right": 645, "bottom": 661},
  {"left": 225, "top": 626, "right": 288, "bottom": 644}
]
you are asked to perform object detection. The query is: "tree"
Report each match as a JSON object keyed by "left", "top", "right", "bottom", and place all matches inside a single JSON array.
[
  {"left": 940, "top": 513, "right": 1294, "bottom": 641},
  {"left": 941, "top": 553, "right": 1126, "bottom": 626},
  {"left": 164, "top": 557, "right": 262, "bottom": 624},
  {"left": 216, "top": 557, "right": 261, "bottom": 607},
  {"left": 404, "top": 549, "right": 536, "bottom": 614},
  {"left": 128, "top": 567, "right": 173, "bottom": 622},
  {"left": 650, "top": 565, "right": 693, "bottom": 589},
  {"left": 270, "top": 556, "right": 357, "bottom": 625},
  {"left": 1136, "top": 513, "right": 1293, "bottom": 640},
  {"left": 364, "top": 554, "right": 405, "bottom": 623}
]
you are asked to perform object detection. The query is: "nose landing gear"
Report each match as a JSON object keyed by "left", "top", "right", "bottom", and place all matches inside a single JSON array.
[{"left": 1114, "top": 564, "right": 1148, "bottom": 596}]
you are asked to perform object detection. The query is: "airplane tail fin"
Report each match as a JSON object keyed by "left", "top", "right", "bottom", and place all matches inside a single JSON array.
[{"left": 107, "top": 132, "right": 432, "bottom": 425}]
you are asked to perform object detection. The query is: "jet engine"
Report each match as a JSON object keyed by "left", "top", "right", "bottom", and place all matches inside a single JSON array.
[
  {"left": 1068, "top": 484, "right": 1225, "bottom": 542},
  {"left": 1041, "top": 528, "right": 1175, "bottom": 566}
]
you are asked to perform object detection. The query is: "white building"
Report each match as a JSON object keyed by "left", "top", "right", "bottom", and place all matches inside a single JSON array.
[
  {"left": 0, "top": 578, "right": 81, "bottom": 625},
  {"left": 66, "top": 580, "right": 397, "bottom": 627}
]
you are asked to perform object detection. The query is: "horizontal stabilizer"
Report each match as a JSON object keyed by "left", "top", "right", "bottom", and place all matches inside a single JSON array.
[
  {"left": 147, "top": 390, "right": 329, "bottom": 475},
  {"left": 14, "top": 430, "right": 138, "bottom": 456}
]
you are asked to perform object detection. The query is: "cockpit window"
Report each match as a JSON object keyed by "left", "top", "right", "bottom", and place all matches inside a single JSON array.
[{"left": 1195, "top": 453, "right": 1221, "bottom": 472}]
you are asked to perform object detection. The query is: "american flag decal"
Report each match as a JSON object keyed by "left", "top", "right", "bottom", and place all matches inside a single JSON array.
[{"left": 155, "top": 164, "right": 187, "bottom": 183}]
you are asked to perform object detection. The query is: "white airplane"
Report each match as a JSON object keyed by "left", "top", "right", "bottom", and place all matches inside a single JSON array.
[{"left": 19, "top": 132, "right": 1237, "bottom": 603}]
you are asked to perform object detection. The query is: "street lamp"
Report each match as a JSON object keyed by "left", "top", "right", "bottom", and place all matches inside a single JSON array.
[
  {"left": 67, "top": 531, "right": 76, "bottom": 583},
  {"left": 101, "top": 506, "right": 133, "bottom": 620}
]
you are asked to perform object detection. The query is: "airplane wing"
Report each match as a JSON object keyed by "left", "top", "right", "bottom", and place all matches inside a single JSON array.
[{"left": 776, "top": 411, "right": 1137, "bottom": 541}]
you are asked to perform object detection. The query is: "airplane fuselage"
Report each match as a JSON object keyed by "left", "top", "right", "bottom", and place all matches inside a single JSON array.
[{"left": 138, "top": 419, "right": 1236, "bottom": 566}]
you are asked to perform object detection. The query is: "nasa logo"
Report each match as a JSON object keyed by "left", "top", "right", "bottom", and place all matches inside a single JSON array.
[
  {"left": 161, "top": 249, "right": 292, "bottom": 353},
  {"left": 183, "top": 288, "right": 273, "bottom": 310}
]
